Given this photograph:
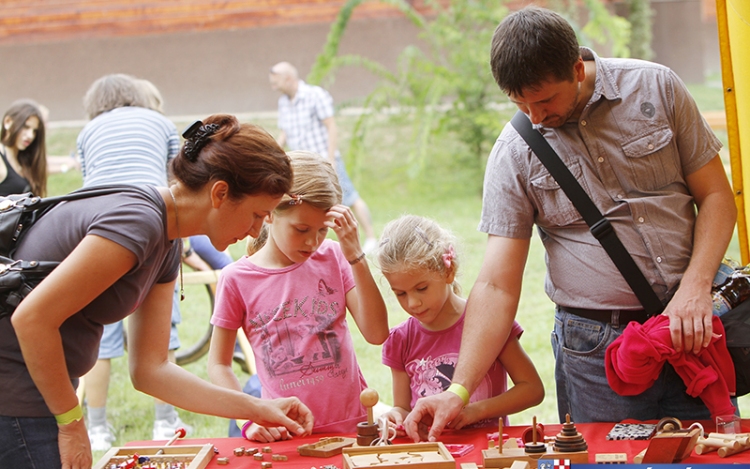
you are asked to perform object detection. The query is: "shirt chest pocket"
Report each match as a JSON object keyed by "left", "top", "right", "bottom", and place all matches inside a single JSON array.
[
  {"left": 530, "top": 161, "right": 585, "bottom": 227},
  {"left": 621, "top": 126, "right": 679, "bottom": 191}
]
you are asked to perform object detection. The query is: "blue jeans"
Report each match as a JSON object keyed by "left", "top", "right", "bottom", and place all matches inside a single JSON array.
[
  {"left": 551, "top": 308, "right": 713, "bottom": 423},
  {"left": 0, "top": 415, "right": 61, "bottom": 468}
]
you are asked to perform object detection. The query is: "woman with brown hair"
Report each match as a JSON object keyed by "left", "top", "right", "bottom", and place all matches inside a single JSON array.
[
  {"left": 0, "top": 114, "right": 313, "bottom": 469},
  {"left": 0, "top": 99, "right": 47, "bottom": 197}
]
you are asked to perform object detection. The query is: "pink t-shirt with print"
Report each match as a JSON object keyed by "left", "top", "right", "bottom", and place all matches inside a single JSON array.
[
  {"left": 212, "top": 239, "right": 367, "bottom": 433},
  {"left": 382, "top": 314, "right": 523, "bottom": 427}
]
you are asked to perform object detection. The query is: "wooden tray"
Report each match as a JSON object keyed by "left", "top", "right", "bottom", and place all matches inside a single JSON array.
[
  {"left": 298, "top": 437, "right": 356, "bottom": 457},
  {"left": 343, "top": 442, "right": 455, "bottom": 469},
  {"left": 93, "top": 443, "right": 214, "bottom": 469}
]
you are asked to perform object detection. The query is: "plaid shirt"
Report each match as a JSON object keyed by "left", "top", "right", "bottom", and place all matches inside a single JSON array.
[{"left": 277, "top": 80, "right": 339, "bottom": 157}]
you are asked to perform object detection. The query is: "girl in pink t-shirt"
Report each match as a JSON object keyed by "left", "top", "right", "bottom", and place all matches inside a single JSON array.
[
  {"left": 378, "top": 215, "right": 543, "bottom": 434},
  {"left": 209, "top": 151, "right": 389, "bottom": 442}
]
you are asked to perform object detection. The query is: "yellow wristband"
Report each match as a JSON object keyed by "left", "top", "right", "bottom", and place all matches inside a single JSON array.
[
  {"left": 54, "top": 403, "right": 83, "bottom": 426},
  {"left": 446, "top": 383, "right": 470, "bottom": 406}
]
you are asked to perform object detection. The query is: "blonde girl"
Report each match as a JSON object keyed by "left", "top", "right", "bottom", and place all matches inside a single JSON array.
[
  {"left": 378, "top": 215, "right": 543, "bottom": 434},
  {"left": 208, "top": 151, "right": 389, "bottom": 442}
]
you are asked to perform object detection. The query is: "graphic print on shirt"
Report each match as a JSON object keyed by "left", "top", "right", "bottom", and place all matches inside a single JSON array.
[
  {"left": 406, "top": 352, "right": 493, "bottom": 401},
  {"left": 251, "top": 277, "right": 345, "bottom": 384}
]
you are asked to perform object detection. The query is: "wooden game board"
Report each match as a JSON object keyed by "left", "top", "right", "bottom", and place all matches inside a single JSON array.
[
  {"left": 93, "top": 443, "right": 214, "bottom": 469},
  {"left": 342, "top": 442, "right": 455, "bottom": 469}
]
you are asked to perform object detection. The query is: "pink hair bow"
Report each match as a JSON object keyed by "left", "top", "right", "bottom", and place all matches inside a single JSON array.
[{"left": 443, "top": 245, "right": 455, "bottom": 269}]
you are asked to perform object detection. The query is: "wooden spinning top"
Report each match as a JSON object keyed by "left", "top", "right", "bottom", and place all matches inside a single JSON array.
[
  {"left": 553, "top": 414, "right": 588, "bottom": 452},
  {"left": 524, "top": 416, "right": 546, "bottom": 454}
]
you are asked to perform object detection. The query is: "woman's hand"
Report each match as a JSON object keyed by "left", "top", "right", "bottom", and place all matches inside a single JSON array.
[
  {"left": 252, "top": 396, "right": 314, "bottom": 437},
  {"left": 58, "top": 419, "right": 92, "bottom": 469}
]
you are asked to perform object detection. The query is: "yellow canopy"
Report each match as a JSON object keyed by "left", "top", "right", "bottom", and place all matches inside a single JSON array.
[{"left": 718, "top": 0, "right": 750, "bottom": 263}]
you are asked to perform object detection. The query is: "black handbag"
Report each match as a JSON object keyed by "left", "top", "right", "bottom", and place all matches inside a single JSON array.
[
  {"left": 510, "top": 110, "right": 749, "bottom": 396},
  {"left": 0, "top": 184, "right": 149, "bottom": 320}
]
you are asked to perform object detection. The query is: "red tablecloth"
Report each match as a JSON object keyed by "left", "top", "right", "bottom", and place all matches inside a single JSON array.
[{"left": 123, "top": 420, "right": 750, "bottom": 467}]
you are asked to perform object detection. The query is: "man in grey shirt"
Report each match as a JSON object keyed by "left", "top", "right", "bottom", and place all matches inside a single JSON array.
[{"left": 404, "top": 6, "right": 736, "bottom": 440}]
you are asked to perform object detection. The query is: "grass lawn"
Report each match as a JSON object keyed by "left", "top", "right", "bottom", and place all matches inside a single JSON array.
[{"left": 45, "top": 79, "right": 748, "bottom": 462}]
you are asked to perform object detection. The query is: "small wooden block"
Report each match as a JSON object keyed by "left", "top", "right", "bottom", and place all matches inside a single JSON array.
[
  {"left": 244, "top": 447, "right": 258, "bottom": 456},
  {"left": 350, "top": 453, "right": 382, "bottom": 467},
  {"left": 261, "top": 462, "right": 273, "bottom": 469},
  {"left": 263, "top": 446, "right": 273, "bottom": 453},
  {"left": 272, "top": 454, "right": 288, "bottom": 461},
  {"left": 509, "top": 461, "right": 530, "bottom": 469},
  {"left": 233, "top": 446, "right": 245, "bottom": 456},
  {"left": 595, "top": 453, "right": 627, "bottom": 464},
  {"left": 216, "top": 457, "right": 230, "bottom": 465},
  {"left": 254, "top": 452, "right": 264, "bottom": 461}
]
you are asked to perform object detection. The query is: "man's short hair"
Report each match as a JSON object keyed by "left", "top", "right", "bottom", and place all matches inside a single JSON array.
[{"left": 490, "top": 7, "right": 580, "bottom": 96}]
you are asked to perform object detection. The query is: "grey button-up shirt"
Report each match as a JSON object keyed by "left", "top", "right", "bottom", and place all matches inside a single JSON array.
[{"left": 479, "top": 48, "right": 721, "bottom": 310}]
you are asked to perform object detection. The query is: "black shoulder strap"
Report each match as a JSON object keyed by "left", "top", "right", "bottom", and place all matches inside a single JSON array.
[
  {"left": 510, "top": 111, "right": 664, "bottom": 316},
  {"left": 5, "top": 184, "right": 161, "bottom": 255}
]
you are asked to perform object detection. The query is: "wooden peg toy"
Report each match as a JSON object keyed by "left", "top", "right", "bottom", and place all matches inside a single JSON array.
[
  {"left": 155, "top": 427, "right": 186, "bottom": 456},
  {"left": 360, "top": 388, "right": 379, "bottom": 426}
]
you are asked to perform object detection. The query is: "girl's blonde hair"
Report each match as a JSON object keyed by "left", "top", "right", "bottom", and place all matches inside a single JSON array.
[
  {"left": 377, "top": 214, "right": 461, "bottom": 294},
  {"left": 247, "top": 151, "right": 342, "bottom": 255}
]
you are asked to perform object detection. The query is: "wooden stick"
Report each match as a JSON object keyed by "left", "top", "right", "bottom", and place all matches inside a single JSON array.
[
  {"left": 697, "top": 437, "right": 740, "bottom": 449},
  {"left": 694, "top": 444, "right": 718, "bottom": 455},
  {"left": 718, "top": 441, "right": 750, "bottom": 458},
  {"left": 499, "top": 418, "right": 503, "bottom": 454},
  {"left": 155, "top": 427, "right": 186, "bottom": 456}
]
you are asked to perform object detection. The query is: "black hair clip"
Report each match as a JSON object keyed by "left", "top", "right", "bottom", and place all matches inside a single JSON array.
[
  {"left": 181, "top": 120, "right": 219, "bottom": 162},
  {"left": 182, "top": 120, "right": 203, "bottom": 139}
]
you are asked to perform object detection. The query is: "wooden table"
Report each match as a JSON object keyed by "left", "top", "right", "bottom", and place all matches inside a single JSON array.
[{"left": 121, "top": 419, "right": 750, "bottom": 468}]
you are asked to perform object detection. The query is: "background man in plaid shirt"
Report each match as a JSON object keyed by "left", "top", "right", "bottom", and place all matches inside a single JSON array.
[{"left": 269, "top": 61, "right": 378, "bottom": 253}]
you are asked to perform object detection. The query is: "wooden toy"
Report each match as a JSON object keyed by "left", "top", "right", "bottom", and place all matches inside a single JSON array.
[
  {"left": 233, "top": 446, "right": 245, "bottom": 456},
  {"left": 93, "top": 443, "right": 214, "bottom": 469},
  {"left": 508, "top": 461, "right": 531, "bottom": 469},
  {"left": 482, "top": 415, "right": 588, "bottom": 468},
  {"left": 244, "top": 447, "right": 259, "bottom": 456},
  {"left": 254, "top": 452, "right": 264, "bottom": 461},
  {"left": 298, "top": 437, "right": 357, "bottom": 457},
  {"left": 641, "top": 424, "right": 701, "bottom": 463},
  {"left": 595, "top": 453, "right": 627, "bottom": 464},
  {"left": 357, "top": 388, "right": 381, "bottom": 447},
  {"left": 342, "top": 442, "right": 455, "bottom": 469},
  {"left": 263, "top": 446, "right": 273, "bottom": 453},
  {"left": 272, "top": 454, "right": 288, "bottom": 461},
  {"left": 216, "top": 457, "right": 229, "bottom": 465},
  {"left": 261, "top": 462, "right": 273, "bottom": 469}
]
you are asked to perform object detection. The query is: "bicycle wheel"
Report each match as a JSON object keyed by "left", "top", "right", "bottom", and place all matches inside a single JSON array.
[{"left": 175, "top": 283, "right": 214, "bottom": 366}]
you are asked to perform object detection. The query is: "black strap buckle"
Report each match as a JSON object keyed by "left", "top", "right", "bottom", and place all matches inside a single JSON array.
[{"left": 590, "top": 218, "right": 613, "bottom": 240}]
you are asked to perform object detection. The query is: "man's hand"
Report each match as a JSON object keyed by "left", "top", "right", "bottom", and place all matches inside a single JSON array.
[
  {"left": 662, "top": 285, "right": 713, "bottom": 354},
  {"left": 403, "top": 391, "right": 464, "bottom": 442}
]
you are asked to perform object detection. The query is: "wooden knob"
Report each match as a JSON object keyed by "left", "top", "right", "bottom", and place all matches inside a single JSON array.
[{"left": 360, "top": 388, "right": 379, "bottom": 408}]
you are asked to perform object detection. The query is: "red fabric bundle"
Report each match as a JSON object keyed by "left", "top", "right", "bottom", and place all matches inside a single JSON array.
[{"left": 605, "top": 314, "right": 736, "bottom": 419}]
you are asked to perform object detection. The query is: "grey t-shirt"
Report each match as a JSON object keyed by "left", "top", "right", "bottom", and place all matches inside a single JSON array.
[
  {"left": 0, "top": 185, "right": 180, "bottom": 417},
  {"left": 479, "top": 48, "right": 721, "bottom": 310}
]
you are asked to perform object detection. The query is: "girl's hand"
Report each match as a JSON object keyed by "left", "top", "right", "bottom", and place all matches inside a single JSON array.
[
  {"left": 384, "top": 411, "right": 407, "bottom": 437},
  {"left": 325, "top": 204, "right": 362, "bottom": 260},
  {"left": 245, "top": 423, "right": 291, "bottom": 443},
  {"left": 58, "top": 419, "right": 92, "bottom": 469}
]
